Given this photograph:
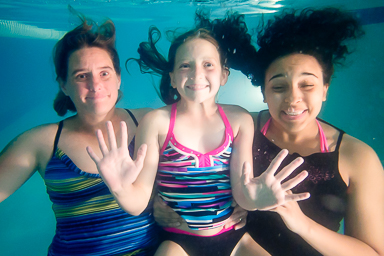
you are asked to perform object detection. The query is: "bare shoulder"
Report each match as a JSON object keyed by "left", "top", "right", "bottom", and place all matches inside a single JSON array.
[
  {"left": 126, "top": 108, "right": 153, "bottom": 123},
  {"left": 220, "top": 104, "right": 252, "bottom": 122},
  {"left": 219, "top": 104, "right": 254, "bottom": 137},
  {"left": 138, "top": 106, "right": 172, "bottom": 132},
  {"left": 0, "top": 122, "right": 60, "bottom": 175},
  {"left": 339, "top": 134, "right": 383, "bottom": 180},
  {"left": 9, "top": 123, "right": 59, "bottom": 148}
]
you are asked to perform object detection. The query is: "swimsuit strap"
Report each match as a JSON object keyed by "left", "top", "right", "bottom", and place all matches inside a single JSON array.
[
  {"left": 52, "top": 120, "right": 64, "bottom": 157},
  {"left": 217, "top": 105, "right": 234, "bottom": 139},
  {"left": 260, "top": 117, "right": 329, "bottom": 153},
  {"left": 160, "top": 103, "right": 177, "bottom": 154},
  {"left": 316, "top": 119, "right": 329, "bottom": 153},
  {"left": 125, "top": 109, "right": 138, "bottom": 127},
  {"left": 260, "top": 118, "right": 271, "bottom": 136}
]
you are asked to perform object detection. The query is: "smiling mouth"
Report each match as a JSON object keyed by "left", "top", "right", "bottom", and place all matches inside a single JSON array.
[
  {"left": 283, "top": 110, "right": 306, "bottom": 116},
  {"left": 86, "top": 94, "right": 106, "bottom": 100},
  {"left": 187, "top": 84, "right": 208, "bottom": 90}
]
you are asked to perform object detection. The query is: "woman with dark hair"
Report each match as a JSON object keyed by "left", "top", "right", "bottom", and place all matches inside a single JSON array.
[
  {"left": 0, "top": 16, "right": 158, "bottom": 255},
  {"left": 153, "top": 8, "right": 384, "bottom": 256},
  {"left": 245, "top": 8, "right": 384, "bottom": 256}
]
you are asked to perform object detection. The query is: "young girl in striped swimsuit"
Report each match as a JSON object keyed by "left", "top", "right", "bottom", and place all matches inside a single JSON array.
[{"left": 87, "top": 14, "right": 310, "bottom": 256}]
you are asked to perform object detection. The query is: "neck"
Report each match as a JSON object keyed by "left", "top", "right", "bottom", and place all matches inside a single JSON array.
[
  {"left": 70, "top": 108, "right": 118, "bottom": 134},
  {"left": 177, "top": 99, "right": 218, "bottom": 117},
  {"left": 268, "top": 118, "right": 319, "bottom": 145}
]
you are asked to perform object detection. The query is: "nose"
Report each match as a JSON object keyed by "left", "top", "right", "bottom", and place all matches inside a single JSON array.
[
  {"left": 190, "top": 64, "right": 204, "bottom": 81},
  {"left": 89, "top": 73, "right": 101, "bottom": 92},
  {"left": 285, "top": 87, "right": 302, "bottom": 105}
]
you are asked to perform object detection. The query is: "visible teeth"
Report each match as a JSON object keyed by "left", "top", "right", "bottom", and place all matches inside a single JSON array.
[
  {"left": 286, "top": 111, "right": 303, "bottom": 116},
  {"left": 188, "top": 85, "right": 207, "bottom": 89}
]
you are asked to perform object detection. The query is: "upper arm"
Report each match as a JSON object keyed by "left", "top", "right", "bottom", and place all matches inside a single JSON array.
[
  {"left": 133, "top": 110, "right": 165, "bottom": 199},
  {"left": 226, "top": 106, "right": 255, "bottom": 191},
  {"left": 340, "top": 135, "right": 384, "bottom": 254},
  {"left": 0, "top": 125, "right": 55, "bottom": 202}
]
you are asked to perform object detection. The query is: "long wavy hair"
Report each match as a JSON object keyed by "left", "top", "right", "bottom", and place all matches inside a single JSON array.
[{"left": 127, "top": 10, "right": 256, "bottom": 104}]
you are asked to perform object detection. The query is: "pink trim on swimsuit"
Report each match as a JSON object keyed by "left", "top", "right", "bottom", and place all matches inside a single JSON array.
[
  {"left": 160, "top": 103, "right": 234, "bottom": 168},
  {"left": 163, "top": 225, "right": 234, "bottom": 237},
  {"left": 261, "top": 118, "right": 329, "bottom": 153}
]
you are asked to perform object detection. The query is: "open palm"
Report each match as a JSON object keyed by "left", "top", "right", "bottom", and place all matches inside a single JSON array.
[
  {"left": 242, "top": 149, "right": 310, "bottom": 211},
  {"left": 87, "top": 121, "right": 147, "bottom": 193}
]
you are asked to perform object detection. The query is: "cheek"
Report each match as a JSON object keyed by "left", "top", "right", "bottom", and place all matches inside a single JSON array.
[{"left": 265, "top": 92, "right": 283, "bottom": 106}]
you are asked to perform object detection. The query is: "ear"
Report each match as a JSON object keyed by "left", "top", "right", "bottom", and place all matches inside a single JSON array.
[
  {"left": 169, "top": 72, "right": 177, "bottom": 89},
  {"left": 322, "top": 83, "right": 329, "bottom": 101},
  {"left": 117, "top": 74, "right": 121, "bottom": 90},
  {"left": 220, "top": 68, "right": 229, "bottom": 86},
  {"left": 59, "top": 79, "right": 69, "bottom": 96}
]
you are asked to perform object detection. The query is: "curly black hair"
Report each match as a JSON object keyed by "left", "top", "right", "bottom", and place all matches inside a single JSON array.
[
  {"left": 127, "top": 10, "right": 256, "bottom": 104},
  {"left": 252, "top": 7, "right": 365, "bottom": 90}
]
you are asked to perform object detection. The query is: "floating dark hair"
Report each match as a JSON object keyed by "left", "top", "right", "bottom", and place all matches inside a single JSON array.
[
  {"left": 127, "top": 9, "right": 256, "bottom": 104},
  {"left": 195, "top": 10, "right": 257, "bottom": 83},
  {"left": 252, "top": 7, "right": 364, "bottom": 90},
  {"left": 53, "top": 6, "right": 120, "bottom": 116}
]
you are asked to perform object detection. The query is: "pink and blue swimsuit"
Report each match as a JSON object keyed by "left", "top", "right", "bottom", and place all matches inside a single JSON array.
[{"left": 157, "top": 103, "right": 234, "bottom": 231}]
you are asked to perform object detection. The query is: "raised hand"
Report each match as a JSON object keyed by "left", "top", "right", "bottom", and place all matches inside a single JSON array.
[
  {"left": 86, "top": 121, "right": 147, "bottom": 193},
  {"left": 270, "top": 190, "right": 310, "bottom": 234},
  {"left": 241, "top": 149, "right": 310, "bottom": 211}
]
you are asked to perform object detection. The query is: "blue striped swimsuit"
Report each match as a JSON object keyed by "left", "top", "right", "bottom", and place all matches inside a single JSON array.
[
  {"left": 157, "top": 103, "right": 234, "bottom": 231},
  {"left": 44, "top": 110, "right": 158, "bottom": 256}
]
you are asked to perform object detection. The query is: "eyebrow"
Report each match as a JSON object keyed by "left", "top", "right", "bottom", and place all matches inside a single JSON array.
[{"left": 268, "top": 72, "right": 318, "bottom": 82}]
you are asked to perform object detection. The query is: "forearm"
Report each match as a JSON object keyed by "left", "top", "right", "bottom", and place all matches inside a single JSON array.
[
  {"left": 111, "top": 183, "right": 152, "bottom": 216},
  {"left": 231, "top": 181, "right": 258, "bottom": 211},
  {"left": 298, "top": 217, "right": 382, "bottom": 256}
]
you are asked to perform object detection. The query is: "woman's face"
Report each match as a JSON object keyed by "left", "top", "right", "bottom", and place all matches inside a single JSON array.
[
  {"left": 169, "top": 38, "right": 228, "bottom": 104},
  {"left": 61, "top": 47, "right": 121, "bottom": 115},
  {"left": 263, "top": 54, "right": 329, "bottom": 133}
]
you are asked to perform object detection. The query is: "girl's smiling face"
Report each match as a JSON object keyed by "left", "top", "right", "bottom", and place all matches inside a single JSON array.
[
  {"left": 264, "top": 53, "right": 329, "bottom": 133},
  {"left": 169, "top": 38, "right": 228, "bottom": 104}
]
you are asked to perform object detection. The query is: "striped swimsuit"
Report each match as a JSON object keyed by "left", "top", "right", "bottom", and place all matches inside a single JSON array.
[
  {"left": 44, "top": 110, "right": 158, "bottom": 256},
  {"left": 157, "top": 103, "right": 234, "bottom": 231}
]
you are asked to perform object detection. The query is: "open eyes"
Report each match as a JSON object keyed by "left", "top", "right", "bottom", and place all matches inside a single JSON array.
[
  {"left": 74, "top": 71, "right": 110, "bottom": 81},
  {"left": 178, "top": 62, "right": 214, "bottom": 69},
  {"left": 179, "top": 63, "right": 190, "bottom": 69},
  {"left": 75, "top": 73, "right": 88, "bottom": 81}
]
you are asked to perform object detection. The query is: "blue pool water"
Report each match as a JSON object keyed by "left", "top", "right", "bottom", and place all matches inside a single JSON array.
[{"left": 0, "top": 0, "right": 383, "bottom": 255}]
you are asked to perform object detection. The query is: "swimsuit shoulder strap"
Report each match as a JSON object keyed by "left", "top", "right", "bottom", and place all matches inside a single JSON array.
[
  {"left": 160, "top": 103, "right": 177, "bottom": 154},
  {"left": 260, "top": 117, "right": 271, "bottom": 136},
  {"left": 125, "top": 109, "right": 138, "bottom": 127},
  {"left": 317, "top": 118, "right": 345, "bottom": 152},
  {"left": 316, "top": 119, "right": 329, "bottom": 153},
  {"left": 217, "top": 105, "right": 234, "bottom": 139},
  {"left": 335, "top": 130, "right": 345, "bottom": 151},
  {"left": 52, "top": 120, "right": 64, "bottom": 157}
]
